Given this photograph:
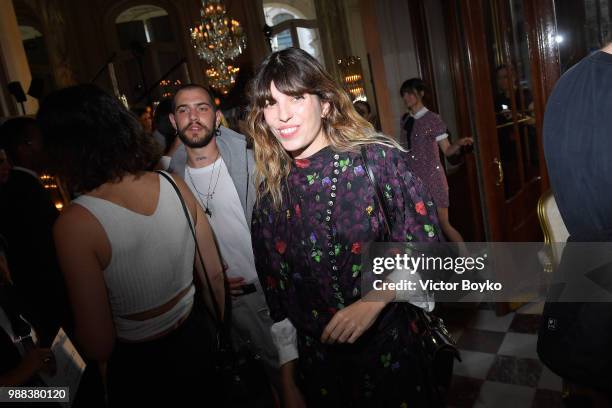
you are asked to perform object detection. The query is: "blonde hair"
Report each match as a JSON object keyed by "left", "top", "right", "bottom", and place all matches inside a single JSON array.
[{"left": 247, "top": 48, "right": 402, "bottom": 210}]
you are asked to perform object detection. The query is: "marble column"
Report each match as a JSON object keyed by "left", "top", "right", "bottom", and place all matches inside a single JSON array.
[
  {"left": 0, "top": 0, "right": 38, "bottom": 115},
  {"left": 24, "top": 0, "right": 77, "bottom": 88},
  {"left": 313, "top": 0, "right": 352, "bottom": 82}
]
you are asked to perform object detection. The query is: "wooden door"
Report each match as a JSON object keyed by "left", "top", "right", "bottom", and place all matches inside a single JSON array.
[{"left": 446, "top": 0, "right": 557, "bottom": 242}]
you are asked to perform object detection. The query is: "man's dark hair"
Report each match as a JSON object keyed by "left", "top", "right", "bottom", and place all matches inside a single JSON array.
[
  {"left": 0, "top": 117, "right": 38, "bottom": 161},
  {"left": 399, "top": 78, "right": 427, "bottom": 97},
  {"left": 153, "top": 99, "right": 177, "bottom": 154},
  {"left": 153, "top": 99, "right": 173, "bottom": 131},
  {"left": 353, "top": 100, "right": 371, "bottom": 115},
  {"left": 153, "top": 98, "right": 175, "bottom": 137},
  {"left": 37, "top": 84, "right": 161, "bottom": 193},
  {"left": 171, "top": 84, "right": 216, "bottom": 112}
]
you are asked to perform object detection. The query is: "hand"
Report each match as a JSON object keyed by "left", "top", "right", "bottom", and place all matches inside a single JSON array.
[
  {"left": 227, "top": 277, "right": 245, "bottom": 296},
  {"left": 321, "top": 300, "right": 386, "bottom": 344},
  {"left": 456, "top": 137, "right": 474, "bottom": 147},
  {"left": 21, "top": 348, "right": 54, "bottom": 376}
]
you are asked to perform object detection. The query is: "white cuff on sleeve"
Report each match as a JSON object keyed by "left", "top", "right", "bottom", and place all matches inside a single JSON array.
[
  {"left": 435, "top": 133, "right": 449, "bottom": 142},
  {"left": 387, "top": 267, "right": 435, "bottom": 312},
  {"left": 270, "top": 318, "right": 298, "bottom": 366}
]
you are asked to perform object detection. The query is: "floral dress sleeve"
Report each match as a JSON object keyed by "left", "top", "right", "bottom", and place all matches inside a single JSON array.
[
  {"left": 364, "top": 144, "right": 442, "bottom": 243},
  {"left": 363, "top": 145, "right": 443, "bottom": 308},
  {"left": 251, "top": 199, "right": 298, "bottom": 365},
  {"left": 251, "top": 200, "right": 286, "bottom": 322}
]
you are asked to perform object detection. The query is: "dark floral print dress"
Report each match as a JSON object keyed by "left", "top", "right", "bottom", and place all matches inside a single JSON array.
[{"left": 252, "top": 144, "right": 442, "bottom": 407}]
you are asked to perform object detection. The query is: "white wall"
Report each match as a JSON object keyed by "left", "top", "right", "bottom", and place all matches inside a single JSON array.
[
  {"left": 424, "top": 0, "right": 458, "bottom": 141},
  {"left": 374, "top": 0, "right": 420, "bottom": 138},
  {"left": 0, "top": 0, "right": 37, "bottom": 115}
]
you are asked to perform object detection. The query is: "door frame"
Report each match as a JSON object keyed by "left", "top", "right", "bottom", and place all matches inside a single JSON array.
[{"left": 416, "top": 0, "right": 559, "bottom": 242}]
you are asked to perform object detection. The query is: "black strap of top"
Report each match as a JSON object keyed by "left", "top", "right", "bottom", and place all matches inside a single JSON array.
[{"left": 155, "top": 170, "right": 223, "bottom": 328}]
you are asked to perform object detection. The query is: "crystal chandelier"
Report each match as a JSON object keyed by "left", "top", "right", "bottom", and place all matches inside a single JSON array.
[
  {"left": 190, "top": 0, "right": 246, "bottom": 94},
  {"left": 206, "top": 62, "right": 240, "bottom": 95}
]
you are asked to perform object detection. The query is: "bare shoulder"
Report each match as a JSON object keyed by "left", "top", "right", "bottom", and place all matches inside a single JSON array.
[
  {"left": 54, "top": 200, "right": 113, "bottom": 272},
  {"left": 54, "top": 202, "right": 101, "bottom": 236}
]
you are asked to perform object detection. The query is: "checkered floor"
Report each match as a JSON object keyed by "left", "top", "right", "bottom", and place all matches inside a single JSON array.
[{"left": 438, "top": 301, "right": 564, "bottom": 408}]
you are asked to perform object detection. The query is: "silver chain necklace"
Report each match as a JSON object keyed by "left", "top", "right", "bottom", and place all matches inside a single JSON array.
[{"left": 187, "top": 152, "right": 222, "bottom": 217}]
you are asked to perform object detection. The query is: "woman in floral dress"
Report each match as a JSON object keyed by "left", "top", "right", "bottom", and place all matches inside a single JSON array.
[{"left": 248, "top": 48, "right": 443, "bottom": 407}]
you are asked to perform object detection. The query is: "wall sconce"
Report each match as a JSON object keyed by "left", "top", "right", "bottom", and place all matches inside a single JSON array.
[
  {"left": 338, "top": 56, "right": 367, "bottom": 102},
  {"left": 40, "top": 173, "right": 68, "bottom": 211}
]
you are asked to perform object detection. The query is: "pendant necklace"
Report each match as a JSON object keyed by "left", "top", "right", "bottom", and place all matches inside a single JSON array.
[{"left": 187, "top": 152, "right": 222, "bottom": 217}]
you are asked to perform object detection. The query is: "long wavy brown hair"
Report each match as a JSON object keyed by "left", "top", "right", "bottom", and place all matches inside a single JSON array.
[{"left": 247, "top": 47, "right": 402, "bottom": 210}]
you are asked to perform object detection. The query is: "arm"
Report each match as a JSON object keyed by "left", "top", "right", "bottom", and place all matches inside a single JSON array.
[
  {"left": 251, "top": 204, "right": 303, "bottom": 405},
  {"left": 193, "top": 202, "right": 225, "bottom": 319},
  {"left": 170, "top": 175, "right": 225, "bottom": 319},
  {"left": 0, "top": 348, "right": 53, "bottom": 386},
  {"left": 53, "top": 207, "right": 115, "bottom": 362},
  {"left": 320, "top": 146, "right": 440, "bottom": 345},
  {"left": 438, "top": 136, "right": 474, "bottom": 157},
  {"left": 279, "top": 360, "right": 306, "bottom": 408}
]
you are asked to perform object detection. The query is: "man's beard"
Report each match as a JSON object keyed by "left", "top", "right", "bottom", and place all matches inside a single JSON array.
[{"left": 177, "top": 120, "right": 217, "bottom": 148}]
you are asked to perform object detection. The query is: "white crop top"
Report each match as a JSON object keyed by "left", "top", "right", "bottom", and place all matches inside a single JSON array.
[{"left": 73, "top": 173, "right": 196, "bottom": 341}]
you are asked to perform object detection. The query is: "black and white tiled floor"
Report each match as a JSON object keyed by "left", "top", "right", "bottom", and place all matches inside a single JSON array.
[{"left": 439, "top": 301, "right": 564, "bottom": 407}]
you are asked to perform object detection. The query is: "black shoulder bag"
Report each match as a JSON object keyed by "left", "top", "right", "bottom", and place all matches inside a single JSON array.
[
  {"left": 156, "top": 171, "right": 272, "bottom": 408},
  {"left": 359, "top": 146, "right": 461, "bottom": 403}
]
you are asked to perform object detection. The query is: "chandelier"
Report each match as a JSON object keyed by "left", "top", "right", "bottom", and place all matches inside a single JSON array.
[
  {"left": 206, "top": 62, "right": 240, "bottom": 95},
  {"left": 190, "top": 0, "right": 246, "bottom": 94}
]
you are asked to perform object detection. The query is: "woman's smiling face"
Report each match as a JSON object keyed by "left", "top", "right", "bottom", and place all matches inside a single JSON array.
[{"left": 263, "top": 81, "right": 329, "bottom": 159}]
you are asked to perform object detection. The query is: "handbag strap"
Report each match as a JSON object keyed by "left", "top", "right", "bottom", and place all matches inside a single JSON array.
[
  {"left": 156, "top": 170, "right": 223, "bottom": 328},
  {"left": 359, "top": 146, "right": 433, "bottom": 325}
]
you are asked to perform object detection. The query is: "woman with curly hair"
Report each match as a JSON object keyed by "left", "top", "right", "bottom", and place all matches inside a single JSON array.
[
  {"left": 37, "top": 84, "right": 225, "bottom": 406},
  {"left": 248, "top": 48, "right": 443, "bottom": 407}
]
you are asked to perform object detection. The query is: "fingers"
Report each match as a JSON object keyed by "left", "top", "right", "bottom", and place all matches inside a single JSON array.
[
  {"left": 320, "top": 316, "right": 337, "bottom": 343},
  {"left": 38, "top": 349, "right": 53, "bottom": 363},
  {"left": 226, "top": 277, "right": 245, "bottom": 296},
  {"left": 226, "top": 277, "right": 245, "bottom": 284},
  {"left": 321, "top": 313, "right": 359, "bottom": 344},
  {"left": 337, "top": 322, "right": 356, "bottom": 343},
  {"left": 347, "top": 328, "right": 363, "bottom": 344}
]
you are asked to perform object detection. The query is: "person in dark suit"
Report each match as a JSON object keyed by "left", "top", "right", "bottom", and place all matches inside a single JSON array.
[
  {"left": 0, "top": 117, "right": 70, "bottom": 347},
  {"left": 538, "top": 39, "right": 612, "bottom": 405}
]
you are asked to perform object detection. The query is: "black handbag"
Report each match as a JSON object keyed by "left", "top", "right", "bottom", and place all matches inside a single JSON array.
[
  {"left": 359, "top": 146, "right": 461, "bottom": 400},
  {"left": 157, "top": 171, "right": 273, "bottom": 407}
]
